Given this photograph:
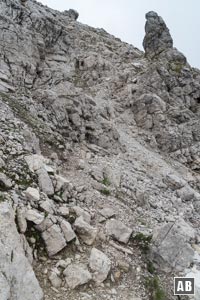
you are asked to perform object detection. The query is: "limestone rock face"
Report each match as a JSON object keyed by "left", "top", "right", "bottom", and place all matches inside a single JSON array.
[
  {"left": 0, "top": 202, "right": 43, "bottom": 300},
  {"left": 0, "top": 1, "right": 200, "bottom": 299},
  {"left": 143, "top": 11, "right": 173, "bottom": 57}
]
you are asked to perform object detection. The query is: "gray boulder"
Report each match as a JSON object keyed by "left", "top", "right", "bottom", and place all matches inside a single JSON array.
[
  {"left": 0, "top": 202, "right": 43, "bottom": 300},
  {"left": 106, "top": 219, "right": 132, "bottom": 244},
  {"left": 152, "top": 218, "right": 196, "bottom": 271},
  {"left": 63, "top": 264, "right": 92, "bottom": 289},
  {"left": 89, "top": 248, "right": 111, "bottom": 283}
]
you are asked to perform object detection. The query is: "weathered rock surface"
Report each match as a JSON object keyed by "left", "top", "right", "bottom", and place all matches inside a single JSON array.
[
  {"left": 152, "top": 218, "right": 196, "bottom": 271},
  {"left": 0, "top": 202, "right": 43, "bottom": 300},
  {"left": 63, "top": 264, "right": 92, "bottom": 289},
  {"left": 143, "top": 11, "right": 173, "bottom": 57},
  {"left": 106, "top": 219, "right": 132, "bottom": 244},
  {"left": 42, "top": 223, "right": 67, "bottom": 256},
  {"left": 89, "top": 248, "right": 111, "bottom": 283},
  {"left": 74, "top": 216, "right": 98, "bottom": 245}
]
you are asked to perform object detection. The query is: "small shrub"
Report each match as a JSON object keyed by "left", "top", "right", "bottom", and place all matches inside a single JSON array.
[{"left": 133, "top": 232, "right": 152, "bottom": 253}]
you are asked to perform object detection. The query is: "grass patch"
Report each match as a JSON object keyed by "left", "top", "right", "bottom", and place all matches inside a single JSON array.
[
  {"left": 102, "top": 177, "right": 111, "bottom": 186},
  {"left": 100, "top": 188, "right": 111, "bottom": 196},
  {"left": 0, "top": 193, "right": 5, "bottom": 202},
  {"left": 145, "top": 276, "right": 166, "bottom": 300},
  {"left": 133, "top": 232, "right": 152, "bottom": 254}
]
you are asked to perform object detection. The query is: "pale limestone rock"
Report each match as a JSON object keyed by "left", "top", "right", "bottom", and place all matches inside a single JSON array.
[
  {"left": 106, "top": 219, "right": 132, "bottom": 244},
  {"left": 42, "top": 224, "right": 67, "bottom": 257},
  {"left": 25, "top": 187, "right": 40, "bottom": 202},
  {"left": 60, "top": 219, "right": 76, "bottom": 242},
  {"left": 0, "top": 202, "right": 43, "bottom": 300},
  {"left": 74, "top": 216, "right": 97, "bottom": 245},
  {"left": 26, "top": 209, "right": 45, "bottom": 225},
  {"left": 89, "top": 248, "right": 111, "bottom": 283},
  {"left": 63, "top": 264, "right": 92, "bottom": 289}
]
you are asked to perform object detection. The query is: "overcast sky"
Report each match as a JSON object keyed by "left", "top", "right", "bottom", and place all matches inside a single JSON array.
[{"left": 39, "top": 0, "right": 200, "bottom": 68}]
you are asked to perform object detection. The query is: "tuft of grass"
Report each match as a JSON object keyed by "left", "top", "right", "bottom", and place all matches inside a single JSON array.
[
  {"left": 102, "top": 177, "right": 110, "bottom": 186},
  {"left": 147, "top": 260, "right": 155, "bottom": 274},
  {"left": 145, "top": 276, "right": 166, "bottom": 300},
  {"left": 100, "top": 188, "right": 111, "bottom": 196},
  {"left": 0, "top": 193, "right": 5, "bottom": 202},
  {"left": 133, "top": 233, "right": 152, "bottom": 254}
]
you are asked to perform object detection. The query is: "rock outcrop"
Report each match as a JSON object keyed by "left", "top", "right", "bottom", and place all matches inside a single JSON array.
[
  {"left": 0, "top": 1, "right": 200, "bottom": 300},
  {"left": 0, "top": 202, "right": 43, "bottom": 300},
  {"left": 143, "top": 11, "right": 173, "bottom": 57}
]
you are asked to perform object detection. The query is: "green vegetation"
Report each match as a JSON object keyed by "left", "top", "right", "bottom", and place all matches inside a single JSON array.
[
  {"left": 100, "top": 188, "right": 111, "bottom": 196},
  {"left": 133, "top": 232, "right": 152, "bottom": 253},
  {"left": 147, "top": 260, "right": 155, "bottom": 274},
  {"left": 145, "top": 276, "right": 166, "bottom": 300},
  {"left": 0, "top": 193, "right": 5, "bottom": 202},
  {"left": 102, "top": 176, "right": 110, "bottom": 186}
]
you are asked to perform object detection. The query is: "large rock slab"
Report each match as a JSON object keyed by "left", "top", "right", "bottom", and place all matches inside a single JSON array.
[
  {"left": 0, "top": 202, "right": 43, "bottom": 300},
  {"left": 89, "top": 248, "right": 111, "bottom": 283},
  {"left": 152, "top": 218, "right": 196, "bottom": 271}
]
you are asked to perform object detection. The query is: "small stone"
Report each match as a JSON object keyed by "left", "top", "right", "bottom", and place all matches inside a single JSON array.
[
  {"left": 57, "top": 206, "right": 69, "bottom": 217},
  {"left": 74, "top": 216, "right": 98, "bottom": 245},
  {"left": 25, "top": 209, "right": 45, "bottom": 225},
  {"left": 106, "top": 219, "right": 132, "bottom": 244},
  {"left": 49, "top": 271, "right": 62, "bottom": 288},
  {"left": 117, "top": 260, "right": 130, "bottom": 272},
  {"left": 99, "top": 207, "right": 115, "bottom": 219},
  {"left": 60, "top": 219, "right": 76, "bottom": 242},
  {"left": 16, "top": 207, "right": 27, "bottom": 233},
  {"left": 37, "top": 168, "right": 54, "bottom": 196},
  {"left": 25, "top": 187, "right": 40, "bottom": 202},
  {"left": 63, "top": 264, "right": 92, "bottom": 289},
  {"left": 0, "top": 173, "right": 12, "bottom": 190},
  {"left": 72, "top": 206, "right": 91, "bottom": 223},
  {"left": 177, "top": 185, "right": 194, "bottom": 201}
]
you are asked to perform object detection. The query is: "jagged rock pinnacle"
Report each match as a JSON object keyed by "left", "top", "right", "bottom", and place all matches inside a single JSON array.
[{"left": 143, "top": 11, "right": 173, "bottom": 58}]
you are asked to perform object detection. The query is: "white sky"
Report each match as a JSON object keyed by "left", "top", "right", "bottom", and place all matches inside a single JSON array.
[{"left": 39, "top": 0, "right": 200, "bottom": 68}]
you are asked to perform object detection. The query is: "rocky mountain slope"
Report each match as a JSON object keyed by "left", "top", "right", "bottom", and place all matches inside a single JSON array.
[{"left": 1, "top": 1, "right": 200, "bottom": 299}]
